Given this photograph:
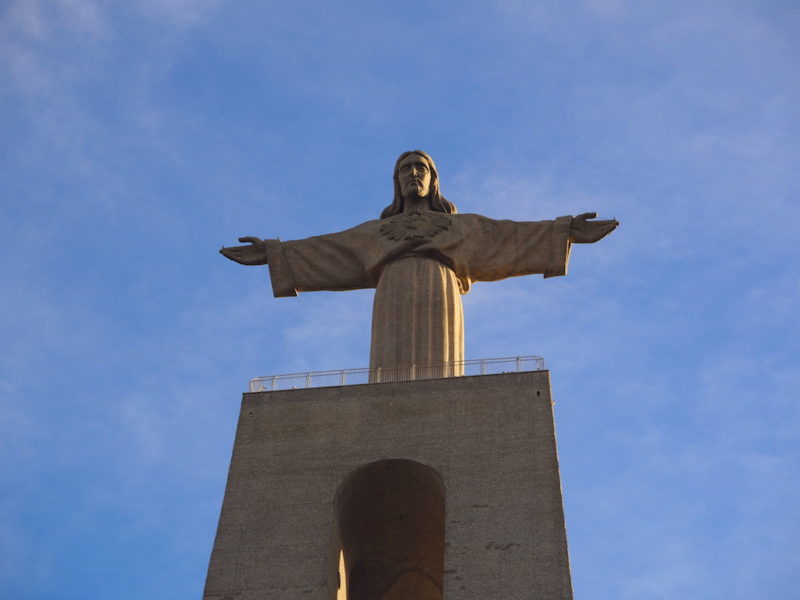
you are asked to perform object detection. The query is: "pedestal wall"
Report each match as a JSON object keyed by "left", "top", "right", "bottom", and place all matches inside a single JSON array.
[{"left": 204, "top": 370, "right": 572, "bottom": 600}]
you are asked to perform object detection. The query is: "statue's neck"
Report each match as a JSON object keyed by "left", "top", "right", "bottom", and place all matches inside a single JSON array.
[{"left": 403, "top": 195, "right": 431, "bottom": 212}]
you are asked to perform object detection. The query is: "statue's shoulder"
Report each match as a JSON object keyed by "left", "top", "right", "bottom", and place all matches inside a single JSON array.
[
  {"left": 303, "top": 217, "right": 382, "bottom": 239},
  {"left": 450, "top": 212, "right": 499, "bottom": 227}
]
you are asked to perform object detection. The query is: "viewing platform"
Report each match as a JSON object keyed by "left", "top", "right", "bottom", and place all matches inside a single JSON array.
[{"left": 248, "top": 355, "right": 545, "bottom": 392}]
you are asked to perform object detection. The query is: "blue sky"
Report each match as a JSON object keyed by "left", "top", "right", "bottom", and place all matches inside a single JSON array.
[{"left": 1, "top": 1, "right": 798, "bottom": 598}]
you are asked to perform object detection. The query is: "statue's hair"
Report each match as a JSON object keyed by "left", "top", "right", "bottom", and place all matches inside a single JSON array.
[{"left": 380, "top": 150, "right": 458, "bottom": 219}]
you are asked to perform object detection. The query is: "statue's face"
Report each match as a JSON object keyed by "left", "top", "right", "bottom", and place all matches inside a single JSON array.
[{"left": 397, "top": 154, "right": 432, "bottom": 200}]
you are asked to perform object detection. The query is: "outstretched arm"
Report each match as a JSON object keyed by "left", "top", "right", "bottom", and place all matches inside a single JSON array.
[
  {"left": 220, "top": 224, "right": 377, "bottom": 296},
  {"left": 220, "top": 236, "right": 269, "bottom": 265},
  {"left": 447, "top": 212, "right": 618, "bottom": 285},
  {"left": 569, "top": 212, "right": 619, "bottom": 243}
]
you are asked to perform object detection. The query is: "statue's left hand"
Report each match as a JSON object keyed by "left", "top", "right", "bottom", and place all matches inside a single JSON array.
[
  {"left": 569, "top": 213, "right": 619, "bottom": 244},
  {"left": 219, "top": 237, "right": 269, "bottom": 265}
]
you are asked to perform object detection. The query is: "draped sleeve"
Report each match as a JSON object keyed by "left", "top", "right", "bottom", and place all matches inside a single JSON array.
[
  {"left": 449, "top": 214, "right": 573, "bottom": 286},
  {"left": 265, "top": 221, "right": 381, "bottom": 297}
]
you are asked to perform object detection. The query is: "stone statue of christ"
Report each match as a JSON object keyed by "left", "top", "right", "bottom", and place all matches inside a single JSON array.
[{"left": 221, "top": 150, "right": 617, "bottom": 373}]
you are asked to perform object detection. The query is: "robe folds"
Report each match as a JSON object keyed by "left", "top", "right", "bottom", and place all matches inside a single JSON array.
[{"left": 264, "top": 210, "right": 573, "bottom": 373}]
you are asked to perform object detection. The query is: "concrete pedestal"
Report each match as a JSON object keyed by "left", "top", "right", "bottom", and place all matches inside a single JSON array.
[{"left": 204, "top": 370, "right": 572, "bottom": 600}]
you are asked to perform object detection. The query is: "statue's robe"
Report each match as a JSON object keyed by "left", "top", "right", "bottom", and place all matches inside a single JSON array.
[{"left": 265, "top": 210, "right": 573, "bottom": 374}]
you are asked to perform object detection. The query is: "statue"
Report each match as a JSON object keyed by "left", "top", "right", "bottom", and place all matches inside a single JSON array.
[{"left": 221, "top": 150, "right": 617, "bottom": 374}]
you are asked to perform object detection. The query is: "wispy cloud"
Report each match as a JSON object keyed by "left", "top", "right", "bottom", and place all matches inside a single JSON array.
[
  {"left": 0, "top": 0, "right": 107, "bottom": 94},
  {"left": 136, "top": 0, "right": 222, "bottom": 27}
]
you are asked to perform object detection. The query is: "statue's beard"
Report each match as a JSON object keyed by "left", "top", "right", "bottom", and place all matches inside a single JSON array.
[{"left": 403, "top": 181, "right": 429, "bottom": 200}]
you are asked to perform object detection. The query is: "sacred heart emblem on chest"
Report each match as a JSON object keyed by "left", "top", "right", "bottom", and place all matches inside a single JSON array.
[{"left": 380, "top": 209, "right": 452, "bottom": 241}]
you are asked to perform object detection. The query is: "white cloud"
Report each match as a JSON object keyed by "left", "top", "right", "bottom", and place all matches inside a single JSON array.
[
  {"left": 137, "top": 0, "right": 222, "bottom": 27},
  {"left": 450, "top": 163, "right": 615, "bottom": 222},
  {"left": 0, "top": 506, "right": 51, "bottom": 593},
  {"left": 583, "top": 0, "right": 630, "bottom": 18},
  {"left": 0, "top": 0, "right": 107, "bottom": 93},
  {"left": 495, "top": 0, "right": 561, "bottom": 30},
  {"left": 118, "top": 394, "right": 165, "bottom": 464}
]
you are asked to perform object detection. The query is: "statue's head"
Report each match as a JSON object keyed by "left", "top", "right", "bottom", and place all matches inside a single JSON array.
[{"left": 381, "top": 150, "right": 457, "bottom": 219}]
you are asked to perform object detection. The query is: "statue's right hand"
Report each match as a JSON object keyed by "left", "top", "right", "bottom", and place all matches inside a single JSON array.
[{"left": 219, "top": 236, "right": 269, "bottom": 265}]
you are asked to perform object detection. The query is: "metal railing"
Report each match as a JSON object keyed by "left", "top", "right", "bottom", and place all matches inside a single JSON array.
[{"left": 248, "top": 355, "right": 545, "bottom": 393}]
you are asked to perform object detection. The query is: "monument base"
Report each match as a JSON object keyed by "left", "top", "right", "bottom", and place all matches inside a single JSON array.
[{"left": 204, "top": 370, "right": 573, "bottom": 600}]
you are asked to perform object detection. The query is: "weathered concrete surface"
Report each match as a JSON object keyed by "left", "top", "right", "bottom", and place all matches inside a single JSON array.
[{"left": 203, "top": 370, "right": 573, "bottom": 600}]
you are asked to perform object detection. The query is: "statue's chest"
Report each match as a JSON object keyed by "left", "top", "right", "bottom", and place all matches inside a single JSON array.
[{"left": 379, "top": 209, "right": 452, "bottom": 242}]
